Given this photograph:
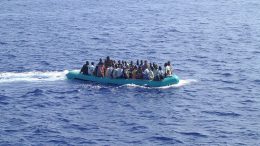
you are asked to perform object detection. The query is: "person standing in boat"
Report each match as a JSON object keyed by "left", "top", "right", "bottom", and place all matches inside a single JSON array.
[
  {"left": 80, "top": 61, "right": 89, "bottom": 75},
  {"left": 164, "top": 62, "right": 172, "bottom": 77},
  {"left": 167, "top": 61, "right": 173, "bottom": 75},
  {"left": 97, "top": 58, "right": 105, "bottom": 77},
  {"left": 105, "top": 56, "right": 113, "bottom": 67},
  {"left": 104, "top": 56, "right": 113, "bottom": 75}
]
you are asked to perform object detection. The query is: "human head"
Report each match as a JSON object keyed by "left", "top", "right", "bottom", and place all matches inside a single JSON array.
[
  {"left": 159, "top": 66, "right": 162, "bottom": 70},
  {"left": 91, "top": 62, "right": 94, "bottom": 65},
  {"left": 168, "top": 61, "right": 171, "bottom": 65},
  {"left": 107, "top": 56, "right": 110, "bottom": 60},
  {"left": 151, "top": 66, "right": 154, "bottom": 71},
  {"left": 164, "top": 63, "right": 167, "bottom": 67},
  {"left": 86, "top": 61, "right": 89, "bottom": 65},
  {"left": 154, "top": 64, "right": 158, "bottom": 69},
  {"left": 99, "top": 58, "right": 102, "bottom": 62}
]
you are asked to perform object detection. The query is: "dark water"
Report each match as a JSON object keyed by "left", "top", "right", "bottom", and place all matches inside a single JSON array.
[{"left": 1, "top": 0, "right": 260, "bottom": 145}]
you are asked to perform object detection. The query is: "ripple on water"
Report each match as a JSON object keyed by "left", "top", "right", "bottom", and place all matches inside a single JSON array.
[
  {"left": 148, "top": 136, "right": 183, "bottom": 144},
  {"left": 202, "top": 111, "right": 241, "bottom": 117},
  {"left": 178, "top": 132, "right": 208, "bottom": 138},
  {"left": 20, "top": 89, "right": 45, "bottom": 98}
]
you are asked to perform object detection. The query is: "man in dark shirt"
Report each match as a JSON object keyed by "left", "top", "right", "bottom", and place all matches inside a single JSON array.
[{"left": 80, "top": 61, "right": 89, "bottom": 75}]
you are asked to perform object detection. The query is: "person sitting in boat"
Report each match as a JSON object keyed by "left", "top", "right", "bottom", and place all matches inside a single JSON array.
[
  {"left": 93, "top": 65, "right": 98, "bottom": 76},
  {"left": 128, "top": 61, "right": 134, "bottom": 78},
  {"left": 123, "top": 65, "right": 130, "bottom": 79},
  {"left": 112, "top": 64, "right": 118, "bottom": 78},
  {"left": 118, "top": 60, "right": 121, "bottom": 66},
  {"left": 152, "top": 66, "right": 160, "bottom": 81},
  {"left": 80, "top": 61, "right": 89, "bottom": 75},
  {"left": 158, "top": 66, "right": 165, "bottom": 80},
  {"left": 105, "top": 64, "right": 113, "bottom": 78},
  {"left": 117, "top": 64, "right": 124, "bottom": 78},
  {"left": 142, "top": 60, "right": 149, "bottom": 71},
  {"left": 136, "top": 66, "right": 143, "bottom": 79},
  {"left": 97, "top": 59, "right": 105, "bottom": 77},
  {"left": 143, "top": 67, "right": 150, "bottom": 80},
  {"left": 131, "top": 65, "right": 137, "bottom": 79},
  {"left": 88, "top": 62, "right": 95, "bottom": 75},
  {"left": 148, "top": 67, "right": 154, "bottom": 80}
]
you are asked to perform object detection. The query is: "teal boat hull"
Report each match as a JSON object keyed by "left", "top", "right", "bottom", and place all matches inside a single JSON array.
[{"left": 66, "top": 70, "right": 179, "bottom": 87}]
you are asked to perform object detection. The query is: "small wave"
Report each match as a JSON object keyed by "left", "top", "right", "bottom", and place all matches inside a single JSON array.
[
  {"left": 202, "top": 111, "right": 241, "bottom": 117},
  {"left": 149, "top": 136, "right": 183, "bottom": 144},
  {"left": 179, "top": 132, "right": 208, "bottom": 138},
  {"left": 119, "top": 79, "right": 197, "bottom": 89},
  {"left": 0, "top": 70, "right": 69, "bottom": 83}
]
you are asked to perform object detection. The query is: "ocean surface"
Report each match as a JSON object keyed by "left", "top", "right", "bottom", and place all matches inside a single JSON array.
[{"left": 0, "top": 0, "right": 260, "bottom": 145}]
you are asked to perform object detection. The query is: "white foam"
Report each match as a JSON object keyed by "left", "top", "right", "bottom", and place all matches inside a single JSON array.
[
  {"left": 0, "top": 70, "right": 69, "bottom": 83},
  {"left": 119, "top": 79, "right": 197, "bottom": 89},
  {"left": 158, "top": 79, "right": 197, "bottom": 89}
]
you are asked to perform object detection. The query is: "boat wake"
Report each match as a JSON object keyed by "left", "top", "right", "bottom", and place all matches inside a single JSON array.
[
  {"left": 0, "top": 70, "right": 197, "bottom": 88},
  {"left": 0, "top": 70, "right": 69, "bottom": 83},
  {"left": 119, "top": 79, "right": 197, "bottom": 89}
]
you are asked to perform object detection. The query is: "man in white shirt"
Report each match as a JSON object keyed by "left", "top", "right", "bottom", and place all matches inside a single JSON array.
[{"left": 88, "top": 62, "right": 95, "bottom": 75}]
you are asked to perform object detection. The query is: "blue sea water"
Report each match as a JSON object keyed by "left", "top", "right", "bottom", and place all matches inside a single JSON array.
[{"left": 0, "top": 0, "right": 260, "bottom": 145}]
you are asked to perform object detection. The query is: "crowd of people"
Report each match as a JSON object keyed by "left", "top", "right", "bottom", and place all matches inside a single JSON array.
[{"left": 80, "top": 56, "right": 173, "bottom": 81}]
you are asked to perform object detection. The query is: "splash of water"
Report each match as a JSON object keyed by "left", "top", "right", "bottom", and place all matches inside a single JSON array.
[
  {"left": 119, "top": 79, "right": 197, "bottom": 89},
  {"left": 0, "top": 70, "right": 69, "bottom": 83}
]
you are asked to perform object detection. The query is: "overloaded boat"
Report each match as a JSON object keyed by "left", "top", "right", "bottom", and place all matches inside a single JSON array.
[{"left": 66, "top": 70, "right": 179, "bottom": 87}]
